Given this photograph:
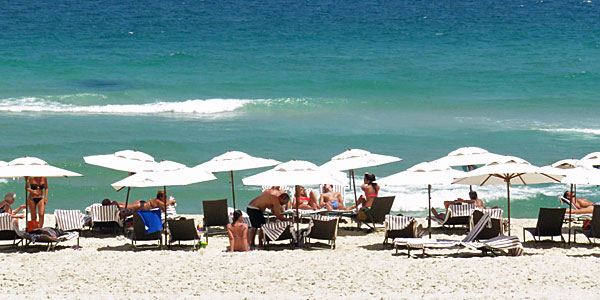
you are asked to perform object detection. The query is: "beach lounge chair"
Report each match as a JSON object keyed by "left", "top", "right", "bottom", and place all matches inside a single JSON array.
[
  {"left": 304, "top": 215, "right": 339, "bottom": 249},
  {"left": 383, "top": 215, "right": 422, "bottom": 246},
  {"left": 131, "top": 210, "right": 162, "bottom": 250},
  {"left": 13, "top": 223, "right": 79, "bottom": 251},
  {"left": 262, "top": 221, "right": 294, "bottom": 249},
  {"left": 523, "top": 208, "right": 566, "bottom": 244},
  {"left": 0, "top": 213, "right": 21, "bottom": 247},
  {"left": 89, "top": 204, "right": 121, "bottom": 234},
  {"left": 353, "top": 196, "right": 395, "bottom": 231},
  {"left": 470, "top": 208, "right": 504, "bottom": 240},
  {"left": 167, "top": 218, "right": 202, "bottom": 250},
  {"left": 431, "top": 203, "right": 477, "bottom": 229},
  {"left": 54, "top": 209, "right": 88, "bottom": 246},
  {"left": 392, "top": 213, "right": 524, "bottom": 257},
  {"left": 202, "top": 199, "right": 229, "bottom": 241},
  {"left": 574, "top": 205, "right": 600, "bottom": 245}
]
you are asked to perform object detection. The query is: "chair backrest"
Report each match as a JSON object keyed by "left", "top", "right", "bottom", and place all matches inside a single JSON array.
[
  {"left": 471, "top": 210, "right": 502, "bottom": 240},
  {"left": 309, "top": 215, "right": 339, "bottom": 240},
  {"left": 168, "top": 219, "right": 198, "bottom": 241},
  {"left": 590, "top": 205, "right": 600, "bottom": 238},
  {"left": 535, "top": 208, "right": 566, "bottom": 236},
  {"left": 202, "top": 199, "right": 229, "bottom": 227},
  {"left": 0, "top": 213, "right": 12, "bottom": 231},
  {"left": 55, "top": 209, "right": 85, "bottom": 231},
  {"left": 91, "top": 204, "right": 120, "bottom": 223},
  {"left": 367, "top": 196, "right": 395, "bottom": 223},
  {"left": 133, "top": 213, "right": 162, "bottom": 240},
  {"left": 463, "top": 212, "right": 492, "bottom": 243}
]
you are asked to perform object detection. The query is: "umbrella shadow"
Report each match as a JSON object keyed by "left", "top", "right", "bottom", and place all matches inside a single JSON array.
[
  {"left": 337, "top": 227, "right": 371, "bottom": 236},
  {"left": 97, "top": 243, "right": 137, "bottom": 251}
]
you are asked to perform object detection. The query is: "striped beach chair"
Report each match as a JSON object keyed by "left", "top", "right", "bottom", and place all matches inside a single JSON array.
[
  {"left": 0, "top": 213, "right": 21, "bottom": 247},
  {"left": 431, "top": 203, "right": 477, "bottom": 228},
  {"left": 304, "top": 215, "right": 339, "bottom": 249},
  {"left": 384, "top": 215, "right": 422, "bottom": 246},
  {"left": 261, "top": 221, "right": 294, "bottom": 249},
  {"left": 89, "top": 204, "right": 121, "bottom": 234},
  {"left": 55, "top": 209, "right": 88, "bottom": 246}
]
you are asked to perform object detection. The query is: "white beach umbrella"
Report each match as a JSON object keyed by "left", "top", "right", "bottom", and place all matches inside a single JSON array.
[
  {"left": 194, "top": 150, "right": 281, "bottom": 209},
  {"left": 579, "top": 152, "right": 600, "bottom": 169},
  {"left": 83, "top": 149, "right": 158, "bottom": 173},
  {"left": 111, "top": 160, "right": 217, "bottom": 244},
  {"left": 0, "top": 156, "right": 83, "bottom": 228},
  {"left": 434, "top": 146, "right": 505, "bottom": 169},
  {"left": 0, "top": 161, "right": 7, "bottom": 167},
  {"left": 453, "top": 156, "right": 564, "bottom": 234},
  {"left": 379, "top": 161, "right": 465, "bottom": 238},
  {"left": 83, "top": 149, "right": 159, "bottom": 206},
  {"left": 542, "top": 161, "right": 600, "bottom": 243},
  {"left": 320, "top": 149, "right": 402, "bottom": 202},
  {"left": 242, "top": 160, "right": 347, "bottom": 187}
]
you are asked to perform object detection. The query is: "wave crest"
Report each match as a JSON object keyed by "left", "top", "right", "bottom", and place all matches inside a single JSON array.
[
  {"left": 0, "top": 97, "right": 254, "bottom": 116},
  {"left": 540, "top": 128, "right": 600, "bottom": 135}
]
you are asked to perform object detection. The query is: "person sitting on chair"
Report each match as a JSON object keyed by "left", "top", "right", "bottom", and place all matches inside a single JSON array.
[
  {"left": 320, "top": 184, "right": 349, "bottom": 210},
  {"left": 0, "top": 192, "right": 26, "bottom": 226}
]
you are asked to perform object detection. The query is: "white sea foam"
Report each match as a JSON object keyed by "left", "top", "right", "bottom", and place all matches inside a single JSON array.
[
  {"left": 540, "top": 128, "right": 600, "bottom": 135},
  {"left": 0, "top": 97, "right": 254, "bottom": 116}
]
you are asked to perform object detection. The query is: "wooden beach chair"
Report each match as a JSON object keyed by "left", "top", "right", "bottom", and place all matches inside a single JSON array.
[
  {"left": 523, "top": 208, "right": 566, "bottom": 244},
  {"left": 383, "top": 214, "right": 422, "bottom": 246},
  {"left": 304, "top": 215, "right": 339, "bottom": 249},
  {"left": 574, "top": 205, "right": 600, "bottom": 245}
]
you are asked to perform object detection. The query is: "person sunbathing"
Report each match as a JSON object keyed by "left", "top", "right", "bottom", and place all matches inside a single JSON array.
[
  {"left": 430, "top": 191, "right": 486, "bottom": 219},
  {"left": 293, "top": 185, "right": 319, "bottom": 210},
  {"left": 227, "top": 210, "right": 249, "bottom": 252},
  {"left": 114, "top": 191, "right": 177, "bottom": 219},
  {"left": 320, "top": 184, "right": 350, "bottom": 210},
  {"left": 561, "top": 191, "right": 599, "bottom": 214}
]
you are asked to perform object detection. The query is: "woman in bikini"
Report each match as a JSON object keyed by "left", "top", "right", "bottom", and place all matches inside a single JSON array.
[
  {"left": 349, "top": 173, "right": 379, "bottom": 209},
  {"left": 227, "top": 209, "right": 249, "bottom": 252},
  {"left": 293, "top": 185, "right": 319, "bottom": 210},
  {"left": 27, "top": 176, "right": 48, "bottom": 228}
]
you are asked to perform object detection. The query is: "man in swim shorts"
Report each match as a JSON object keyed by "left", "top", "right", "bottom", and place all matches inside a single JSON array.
[{"left": 246, "top": 193, "right": 291, "bottom": 248}]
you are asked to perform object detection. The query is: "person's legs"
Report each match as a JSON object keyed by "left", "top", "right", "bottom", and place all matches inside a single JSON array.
[
  {"left": 258, "top": 228, "right": 264, "bottom": 248},
  {"left": 248, "top": 227, "right": 257, "bottom": 247},
  {"left": 576, "top": 198, "right": 594, "bottom": 209},
  {"left": 431, "top": 207, "right": 445, "bottom": 220},
  {"left": 37, "top": 200, "right": 46, "bottom": 228},
  {"left": 27, "top": 199, "right": 37, "bottom": 226}
]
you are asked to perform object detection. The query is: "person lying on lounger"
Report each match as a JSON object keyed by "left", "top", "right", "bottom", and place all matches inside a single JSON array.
[
  {"left": 320, "top": 184, "right": 350, "bottom": 211},
  {"left": 430, "top": 191, "right": 487, "bottom": 220},
  {"left": 112, "top": 190, "right": 177, "bottom": 218},
  {"left": 293, "top": 185, "right": 319, "bottom": 210},
  {"left": 227, "top": 210, "right": 249, "bottom": 252},
  {"left": 561, "top": 191, "right": 599, "bottom": 214}
]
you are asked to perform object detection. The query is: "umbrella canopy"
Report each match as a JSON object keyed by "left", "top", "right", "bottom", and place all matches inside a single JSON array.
[
  {"left": 379, "top": 161, "right": 465, "bottom": 186},
  {"left": 434, "top": 146, "right": 505, "bottom": 169},
  {"left": 111, "top": 160, "right": 216, "bottom": 190},
  {"left": 83, "top": 150, "right": 158, "bottom": 173},
  {"left": 194, "top": 150, "right": 281, "bottom": 209},
  {"left": 242, "top": 160, "right": 347, "bottom": 187},
  {"left": 379, "top": 161, "right": 465, "bottom": 238},
  {"left": 0, "top": 157, "right": 82, "bottom": 178},
  {"left": 195, "top": 150, "right": 280, "bottom": 173},
  {"left": 579, "top": 152, "right": 600, "bottom": 169},
  {"left": 453, "top": 156, "right": 564, "bottom": 234},
  {"left": 320, "top": 149, "right": 401, "bottom": 171},
  {"left": 0, "top": 161, "right": 7, "bottom": 167}
]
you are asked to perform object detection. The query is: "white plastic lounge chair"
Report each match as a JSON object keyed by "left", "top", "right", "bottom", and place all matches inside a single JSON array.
[
  {"left": 54, "top": 209, "right": 88, "bottom": 246},
  {"left": 13, "top": 223, "right": 79, "bottom": 251}
]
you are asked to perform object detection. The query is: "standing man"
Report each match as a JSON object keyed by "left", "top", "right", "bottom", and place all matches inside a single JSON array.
[{"left": 246, "top": 192, "right": 291, "bottom": 248}]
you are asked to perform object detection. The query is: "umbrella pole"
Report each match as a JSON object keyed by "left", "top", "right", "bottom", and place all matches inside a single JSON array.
[
  {"left": 230, "top": 170, "right": 236, "bottom": 209},
  {"left": 506, "top": 180, "right": 511, "bottom": 235},
  {"left": 568, "top": 184, "right": 574, "bottom": 245},
  {"left": 351, "top": 170, "right": 357, "bottom": 204},
  {"left": 163, "top": 186, "right": 168, "bottom": 248},
  {"left": 125, "top": 187, "right": 131, "bottom": 209},
  {"left": 428, "top": 184, "right": 432, "bottom": 239},
  {"left": 295, "top": 185, "right": 300, "bottom": 242}
]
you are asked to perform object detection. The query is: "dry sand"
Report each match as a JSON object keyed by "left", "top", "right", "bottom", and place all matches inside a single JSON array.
[{"left": 0, "top": 215, "right": 599, "bottom": 299}]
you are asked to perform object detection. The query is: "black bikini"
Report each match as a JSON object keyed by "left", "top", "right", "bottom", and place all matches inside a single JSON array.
[{"left": 30, "top": 183, "right": 44, "bottom": 204}]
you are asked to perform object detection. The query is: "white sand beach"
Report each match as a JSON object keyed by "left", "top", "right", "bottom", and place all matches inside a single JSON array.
[{"left": 1, "top": 215, "right": 599, "bottom": 299}]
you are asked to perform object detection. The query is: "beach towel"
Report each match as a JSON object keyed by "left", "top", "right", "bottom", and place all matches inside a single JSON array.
[{"left": 137, "top": 210, "right": 162, "bottom": 234}]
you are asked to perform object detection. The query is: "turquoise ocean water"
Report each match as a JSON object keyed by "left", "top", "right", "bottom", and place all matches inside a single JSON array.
[{"left": 1, "top": 0, "right": 599, "bottom": 217}]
